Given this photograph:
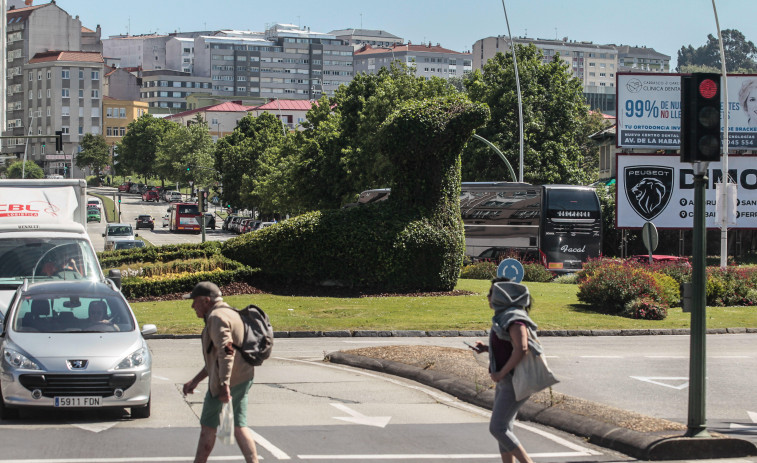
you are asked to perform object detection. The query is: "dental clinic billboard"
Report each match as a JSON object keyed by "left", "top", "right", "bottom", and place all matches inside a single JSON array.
[
  {"left": 617, "top": 154, "right": 757, "bottom": 229},
  {"left": 617, "top": 73, "right": 757, "bottom": 149}
]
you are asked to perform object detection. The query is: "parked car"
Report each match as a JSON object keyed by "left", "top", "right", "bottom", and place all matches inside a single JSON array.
[
  {"left": 222, "top": 215, "right": 237, "bottom": 231},
  {"left": 228, "top": 216, "right": 244, "bottom": 233},
  {"left": 0, "top": 280, "right": 156, "bottom": 419},
  {"left": 162, "top": 213, "right": 170, "bottom": 228},
  {"left": 128, "top": 183, "right": 143, "bottom": 194},
  {"left": 102, "top": 223, "right": 137, "bottom": 251},
  {"left": 258, "top": 221, "right": 276, "bottom": 230},
  {"left": 141, "top": 190, "right": 159, "bottom": 202},
  {"left": 112, "top": 240, "right": 147, "bottom": 250},
  {"left": 628, "top": 255, "right": 691, "bottom": 267},
  {"left": 86, "top": 207, "right": 101, "bottom": 223},
  {"left": 117, "top": 182, "right": 132, "bottom": 192},
  {"left": 135, "top": 215, "right": 154, "bottom": 230}
]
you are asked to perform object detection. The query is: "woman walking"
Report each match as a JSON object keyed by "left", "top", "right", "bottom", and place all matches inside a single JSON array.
[{"left": 473, "top": 277, "right": 537, "bottom": 463}]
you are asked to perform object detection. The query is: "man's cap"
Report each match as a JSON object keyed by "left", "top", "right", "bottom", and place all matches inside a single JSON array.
[{"left": 183, "top": 281, "right": 222, "bottom": 299}]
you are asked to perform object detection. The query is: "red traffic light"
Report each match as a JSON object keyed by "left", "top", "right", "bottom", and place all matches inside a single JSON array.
[{"left": 699, "top": 79, "right": 718, "bottom": 99}]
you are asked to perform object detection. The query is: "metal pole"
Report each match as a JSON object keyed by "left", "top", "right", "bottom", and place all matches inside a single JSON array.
[
  {"left": 501, "top": 0, "right": 524, "bottom": 182},
  {"left": 686, "top": 162, "right": 709, "bottom": 438},
  {"left": 712, "top": 0, "right": 730, "bottom": 269}
]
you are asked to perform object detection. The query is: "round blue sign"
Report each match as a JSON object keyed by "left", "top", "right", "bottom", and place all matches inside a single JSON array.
[{"left": 497, "top": 258, "right": 524, "bottom": 283}]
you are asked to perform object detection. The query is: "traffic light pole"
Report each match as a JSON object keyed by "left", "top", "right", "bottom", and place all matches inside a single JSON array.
[{"left": 686, "top": 163, "right": 709, "bottom": 438}]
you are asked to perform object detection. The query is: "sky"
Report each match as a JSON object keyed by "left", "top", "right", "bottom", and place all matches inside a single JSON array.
[{"left": 49, "top": 0, "right": 757, "bottom": 69}]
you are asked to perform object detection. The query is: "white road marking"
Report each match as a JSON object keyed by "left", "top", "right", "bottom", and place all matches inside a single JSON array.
[
  {"left": 69, "top": 421, "right": 119, "bottom": 433},
  {"left": 279, "top": 357, "right": 603, "bottom": 457},
  {"left": 331, "top": 403, "right": 392, "bottom": 428},
  {"left": 645, "top": 355, "right": 687, "bottom": 359},
  {"left": 711, "top": 355, "right": 751, "bottom": 359},
  {"left": 249, "top": 429, "right": 290, "bottom": 460},
  {"left": 0, "top": 457, "right": 248, "bottom": 462},
  {"left": 729, "top": 410, "right": 757, "bottom": 433},
  {"left": 580, "top": 355, "right": 622, "bottom": 359},
  {"left": 297, "top": 451, "right": 598, "bottom": 460},
  {"left": 630, "top": 376, "right": 689, "bottom": 390}
]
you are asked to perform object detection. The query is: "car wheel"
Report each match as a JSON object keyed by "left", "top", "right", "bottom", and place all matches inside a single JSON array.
[{"left": 131, "top": 397, "right": 150, "bottom": 419}]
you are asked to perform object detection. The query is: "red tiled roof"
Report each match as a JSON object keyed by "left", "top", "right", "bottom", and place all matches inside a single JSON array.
[
  {"left": 82, "top": 26, "right": 94, "bottom": 33},
  {"left": 7, "top": 3, "right": 46, "bottom": 23},
  {"left": 355, "top": 43, "right": 468, "bottom": 56},
  {"left": 166, "top": 101, "right": 255, "bottom": 120},
  {"left": 252, "top": 99, "right": 317, "bottom": 111},
  {"left": 28, "top": 51, "right": 104, "bottom": 64}
]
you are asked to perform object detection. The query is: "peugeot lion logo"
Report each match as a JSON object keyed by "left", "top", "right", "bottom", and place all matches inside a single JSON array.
[
  {"left": 624, "top": 166, "right": 674, "bottom": 221},
  {"left": 67, "top": 360, "right": 88, "bottom": 370}
]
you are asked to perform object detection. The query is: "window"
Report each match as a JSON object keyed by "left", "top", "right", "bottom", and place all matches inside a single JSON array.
[
  {"left": 119, "top": 127, "right": 125, "bottom": 136},
  {"left": 106, "top": 107, "right": 113, "bottom": 117},
  {"left": 62, "top": 126, "right": 70, "bottom": 134},
  {"left": 79, "top": 89, "right": 84, "bottom": 99},
  {"left": 38, "top": 72, "right": 42, "bottom": 80},
  {"left": 29, "top": 90, "right": 33, "bottom": 100},
  {"left": 119, "top": 108, "right": 126, "bottom": 118},
  {"left": 28, "top": 72, "right": 33, "bottom": 81},
  {"left": 79, "top": 69, "right": 84, "bottom": 79},
  {"left": 46, "top": 89, "right": 50, "bottom": 98},
  {"left": 62, "top": 106, "right": 70, "bottom": 116},
  {"left": 47, "top": 71, "right": 51, "bottom": 79},
  {"left": 91, "top": 71, "right": 99, "bottom": 80},
  {"left": 107, "top": 127, "right": 113, "bottom": 136},
  {"left": 79, "top": 126, "right": 83, "bottom": 135},
  {"left": 92, "top": 90, "right": 100, "bottom": 98},
  {"left": 91, "top": 108, "right": 100, "bottom": 117}
]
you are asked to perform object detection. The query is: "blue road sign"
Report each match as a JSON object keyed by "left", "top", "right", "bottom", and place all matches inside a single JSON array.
[{"left": 497, "top": 258, "right": 524, "bottom": 283}]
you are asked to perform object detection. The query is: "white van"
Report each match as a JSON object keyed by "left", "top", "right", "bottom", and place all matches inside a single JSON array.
[
  {"left": 167, "top": 191, "right": 183, "bottom": 202},
  {"left": 102, "top": 223, "right": 137, "bottom": 251}
]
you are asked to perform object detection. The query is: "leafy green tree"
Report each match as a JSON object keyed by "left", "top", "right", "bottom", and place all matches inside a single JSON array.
[
  {"left": 156, "top": 115, "right": 216, "bottom": 188},
  {"left": 676, "top": 29, "right": 757, "bottom": 72},
  {"left": 116, "top": 114, "right": 175, "bottom": 179},
  {"left": 6, "top": 160, "right": 44, "bottom": 179},
  {"left": 463, "top": 45, "right": 596, "bottom": 185},
  {"left": 75, "top": 133, "right": 110, "bottom": 177},
  {"left": 213, "top": 112, "right": 287, "bottom": 210}
]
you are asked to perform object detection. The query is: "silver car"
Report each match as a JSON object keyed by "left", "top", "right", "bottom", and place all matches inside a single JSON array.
[{"left": 0, "top": 280, "right": 156, "bottom": 419}]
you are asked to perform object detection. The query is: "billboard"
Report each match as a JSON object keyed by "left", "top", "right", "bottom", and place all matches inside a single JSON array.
[
  {"left": 616, "top": 154, "right": 757, "bottom": 229},
  {"left": 617, "top": 73, "right": 757, "bottom": 149}
]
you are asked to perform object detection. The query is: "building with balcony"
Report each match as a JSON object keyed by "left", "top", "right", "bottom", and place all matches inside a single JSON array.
[
  {"left": 328, "top": 28, "right": 403, "bottom": 50},
  {"left": 23, "top": 51, "right": 104, "bottom": 176},
  {"left": 353, "top": 43, "right": 472, "bottom": 80},
  {"left": 139, "top": 70, "right": 212, "bottom": 114}
]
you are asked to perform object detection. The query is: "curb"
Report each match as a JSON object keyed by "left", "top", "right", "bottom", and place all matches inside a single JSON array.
[
  {"left": 145, "top": 327, "right": 757, "bottom": 340},
  {"left": 325, "top": 351, "right": 757, "bottom": 461}
]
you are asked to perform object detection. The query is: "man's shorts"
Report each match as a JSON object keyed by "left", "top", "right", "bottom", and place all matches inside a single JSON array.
[{"left": 199, "top": 379, "right": 254, "bottom": 428}]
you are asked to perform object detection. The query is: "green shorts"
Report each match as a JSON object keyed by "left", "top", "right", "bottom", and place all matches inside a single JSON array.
[{"left": 199, "top": 379, "right": 254, "bottom": 428}]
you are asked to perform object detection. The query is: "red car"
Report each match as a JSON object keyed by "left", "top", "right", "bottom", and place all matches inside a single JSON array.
[
  {"left": 118, "top": 182, "right": 132, "bottom": 192},
  {"left": 629, "top": 255, "right": 691, "bottom": 267},
  {"left": 142, "top": 190, "right": 160, "bottom": 202}
]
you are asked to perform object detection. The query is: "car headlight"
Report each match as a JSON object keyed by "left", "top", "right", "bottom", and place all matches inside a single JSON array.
[
  {"left": 115, "top": 347, "right": 148, "bottom": 370},
  {"left": 3, "top": 348, "right": 40, "bottom": 370}
]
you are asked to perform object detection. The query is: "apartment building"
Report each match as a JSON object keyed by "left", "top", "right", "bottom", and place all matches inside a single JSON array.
[
  {"left": 140, "top": 70, "right": 212, "bottom": 114},
  {"left": 329, "top": 28, "right": 403, "bottom": 50},
  {"left": 353, "top": 43, "right": 472, "bottom": 80},
  {"left": 103, "top": 96, "right": 148, "bottom": 149},
  {"left": 473, "top": 36, "right": 669, "bottom": 115},
  {"left": 23, "top": 51, "right": 104, "bottom": 176},
  {"left": 193, "top": 24, "right": 353, "bottom": 101},
  {"left": 249, "top": 99, "right": 317, "bottom": 131}
]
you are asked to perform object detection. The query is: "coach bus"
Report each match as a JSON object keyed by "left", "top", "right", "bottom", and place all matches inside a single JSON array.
[
  {"left": 357, "top": 182, "right": 602, "bottom": 272},
  {"left": 168, "top": 202, "right": 201, "bottom": 233}
]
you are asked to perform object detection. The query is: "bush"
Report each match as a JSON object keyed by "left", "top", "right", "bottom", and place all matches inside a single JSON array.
[
  {"left": 460, "top": 261, "right": 497, "bottom": 280},
  {"left": 651, "top": 273, "right": 681, "bottom": 307},
  {"left": 121, "top": 267, "right": 258, "bottom": 299},
  {"left": 99, "top": 242, "right": 223, "bottom": 269},
  {"left": 553, "top": 273, "right": 579, "bottom": 284},
  {"left": 705, "top": 266, "right": 757, "bottom": 306},
  {"left": 576, "top": 261, "right": 664, "bottom": 314},
  {"left": 523, "top": 263, "right": 553, "bottom": 282},
  {"left": 622, "top": 298, "right": 668, "bottom": 320}
]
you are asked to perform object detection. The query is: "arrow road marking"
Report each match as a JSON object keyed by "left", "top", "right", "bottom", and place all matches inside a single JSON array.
[
  {"left": 331, "top": 403, "right": 391, "bottom": 428},
  {"left": 729, "top": 410, "right": 757, "bottom": 433},
  {"left": 630, "top": 376, "right": 689, "bottom": 390}
]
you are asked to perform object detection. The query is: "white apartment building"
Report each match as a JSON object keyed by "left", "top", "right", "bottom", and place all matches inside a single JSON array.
[
  {"left": 353, "top": 43, "right": 472, "bottom": 81},
  {"left": 140, "top": 70, "right": 212, "bottom": 113},
  {"left": 329, "top": 28, "right": 403, "bottom": 50}
]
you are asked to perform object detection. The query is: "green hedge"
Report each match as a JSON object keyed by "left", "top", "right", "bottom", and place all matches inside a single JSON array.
[
  {"left": 99, "top": 242, "right": 223, "bottom": 269},
  {"left": 223, "top": 96, "right": 490, "bottom": 291},
  {"left": 121, "top": 267, "right": 258, "bottom": 299}
]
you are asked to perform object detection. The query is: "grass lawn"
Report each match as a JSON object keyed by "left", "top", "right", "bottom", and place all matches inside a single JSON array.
[{"left": 130, "top": 279, "right": 757, "bottom": 335}]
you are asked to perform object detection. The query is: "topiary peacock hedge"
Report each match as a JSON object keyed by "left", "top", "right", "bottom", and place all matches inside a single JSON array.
[{"left": 222, "top": 95, "right": 490, "bottom": 291}]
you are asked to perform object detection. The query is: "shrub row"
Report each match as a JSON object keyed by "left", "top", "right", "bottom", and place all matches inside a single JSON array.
[
  {"left": 459, "top": 261, "right": 554, "bottom": 282},
  {"left": 116, "top": 255, "right": 245, "bottom": 278},
  {"left": 121, "top": 266, "right": 258, "bottom": 299},
  {"left": 99, "top": 242, "right": 223, "bottom": 269}
]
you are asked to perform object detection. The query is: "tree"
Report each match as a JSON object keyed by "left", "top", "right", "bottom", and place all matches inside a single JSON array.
[
  {"left": 6, "top": 160, "right": 44, "bottom": 179},
  {"left": 75, "top": 133, "right": 110, "bottom": 177},
  {"left": 463, "top": 45, "right": 597, "bottom": 185},
  {"left": 213, "top": 112, "right": 287, "bottom": 210},
  {"left": 156, "top": 115, "right": 216, "bottom": 188},
  {"left": 677, "top": 29, "right": 757, "bottom": 72},
  {"left": 116, "top": 114, "right": 175, "bottom": 179}
]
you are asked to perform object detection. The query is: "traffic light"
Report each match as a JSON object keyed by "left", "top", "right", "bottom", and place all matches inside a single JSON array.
[
  {"left": 55, "top": 131, "right": 63, "bottom": 151},
  {"left": 681, "top": 73, "right": 721, "bottom": 163},
  {"left": 198, "top": 189, "right": 204, "bottom": 212},
  {"left": 118, "top": 195, "right": 122, "bottom": 204}
]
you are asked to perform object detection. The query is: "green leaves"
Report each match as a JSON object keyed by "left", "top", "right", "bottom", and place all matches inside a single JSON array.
[{"left": 76, "top": 133, "right": 110, "bottom": 175}]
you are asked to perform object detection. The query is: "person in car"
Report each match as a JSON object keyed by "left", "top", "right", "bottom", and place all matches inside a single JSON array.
[{"left": 86, "top": 301, "right": 118, "bottom": 331}]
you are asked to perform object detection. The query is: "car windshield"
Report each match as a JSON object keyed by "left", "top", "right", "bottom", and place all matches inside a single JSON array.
[
  {"left": 138, "top": 216, "right": 151, "bottom": 220},
  {"left": 108, "top": 226, "right": 133, "bottom": 236},
  {"left": 13, "top": 293, "right": 135, "bottom": 333},
  {"left": 0, "top": 238, "right": 101, "bottom": 284}
]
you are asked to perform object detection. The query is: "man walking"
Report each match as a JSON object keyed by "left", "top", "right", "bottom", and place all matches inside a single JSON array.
[{"left": 182, "top": 282, "right": 259, "bottom": 463}]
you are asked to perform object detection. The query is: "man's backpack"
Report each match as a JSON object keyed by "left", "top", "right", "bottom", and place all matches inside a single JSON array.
[{"left": 229, "top": 304, "right": 274, "bottom": 366}]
